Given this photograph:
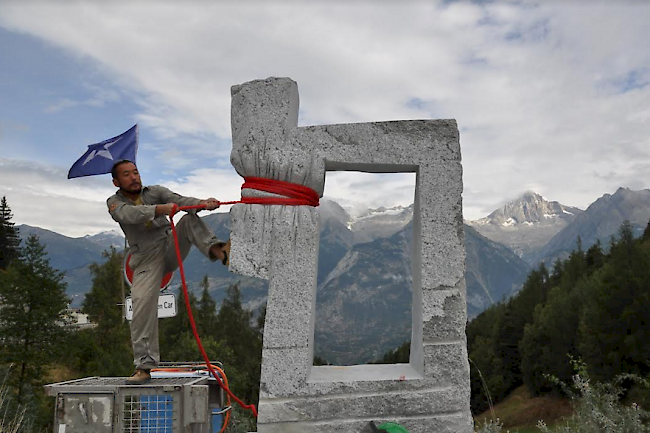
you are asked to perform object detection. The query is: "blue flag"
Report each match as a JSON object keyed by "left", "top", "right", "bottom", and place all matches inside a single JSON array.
[{"left": 68, "top": 124, "right": 138, "bottom": 179}]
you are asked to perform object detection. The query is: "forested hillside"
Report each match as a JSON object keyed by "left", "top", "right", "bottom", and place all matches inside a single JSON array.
[{"left": 468, "top": 219, "right": 650, "bottom": 415}]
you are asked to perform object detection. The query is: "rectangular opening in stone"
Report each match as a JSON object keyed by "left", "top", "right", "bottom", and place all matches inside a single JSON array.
[{"left": 312, "top": 170, "right": 416, "bottom": 372}]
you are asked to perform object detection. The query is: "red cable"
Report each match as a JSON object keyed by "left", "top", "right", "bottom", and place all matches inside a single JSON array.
[
  {"left": 170, "top": 204, "right": 258, "bottom": 418},
  {"left": 166, "top": 178, "right": 319, "bottom": 420}
]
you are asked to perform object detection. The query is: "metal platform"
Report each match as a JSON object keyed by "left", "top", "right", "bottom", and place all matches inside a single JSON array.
[
  {"left": 45, "top": 376, "right": 208, "bottom": 396},
  {"left": 45, "top": 373, "right": 224, "bottom": 433}
]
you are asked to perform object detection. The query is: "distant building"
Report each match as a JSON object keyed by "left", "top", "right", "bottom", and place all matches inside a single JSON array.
[{"left": 64, "top": 308, "right": 97, "bottom": 330}]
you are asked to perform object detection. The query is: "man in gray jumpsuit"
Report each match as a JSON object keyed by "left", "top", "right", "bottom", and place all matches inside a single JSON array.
[{"left": 107, "top": 160, "right": 228, "bottom": 383}]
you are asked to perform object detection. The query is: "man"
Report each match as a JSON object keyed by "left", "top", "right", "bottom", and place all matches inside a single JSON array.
[{"left": 107, "top": 160, "right": 228, "bottom": 383}]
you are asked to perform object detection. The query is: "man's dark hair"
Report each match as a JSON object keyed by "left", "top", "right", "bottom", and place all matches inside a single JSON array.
[{"left": 111, "top": 160, "right": 136, "bottom": 179}]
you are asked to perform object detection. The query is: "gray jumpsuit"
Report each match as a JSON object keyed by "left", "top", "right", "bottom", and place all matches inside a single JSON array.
[{"left": 107, "top": 185, "right": 223, "bottom": 370}]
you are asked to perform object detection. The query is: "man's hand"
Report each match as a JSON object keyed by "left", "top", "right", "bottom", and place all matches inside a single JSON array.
[
  {"left": 155, "top": 203, "right": 177, "bottom": 216},
  {"left": 200, "top": 198, "right": 220, "bottom": 211}
]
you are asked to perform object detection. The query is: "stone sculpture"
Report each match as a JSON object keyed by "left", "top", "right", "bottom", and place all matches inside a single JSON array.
[{"left": 229, "top": 77, "right": 472, "bottom": 433}]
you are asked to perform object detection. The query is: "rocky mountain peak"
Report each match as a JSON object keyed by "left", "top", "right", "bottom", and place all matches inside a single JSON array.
[
  {"left": 529, "top": 187, "right": 650, "bottom": 265},
  {"left": 583, "top": 187, "right": 649, "bottom": 213},
  {"left": 468, "top": 192, "right": 583, "bottom": 262},
  {"left": 319, "top": 199, "right": 352, "bottom": 224},
  {"left": 479, "top": 191, "right": 580, "bottom": 227}
]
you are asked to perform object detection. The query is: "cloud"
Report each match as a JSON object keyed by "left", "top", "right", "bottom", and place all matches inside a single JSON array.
[
  {"left": 1, "top": 155, "right": 419, "bottom": 239},
  {"left": 163, "top": 167, "right": 246, "bottom": 208},
  {"left": 44, "top": 84, "right": 121, "bottom": 113},
  {"left": 0, "top": 158, "right": 118, "bottom": 237},
  {"left": 0, "top": 158, "right": 238, "bottom": 238},
  {"left": 323, "top": 172, "right": 416, "bottom": 217},
  {"left": 1, "top": 1, "right": 649, "bottom": 225}
]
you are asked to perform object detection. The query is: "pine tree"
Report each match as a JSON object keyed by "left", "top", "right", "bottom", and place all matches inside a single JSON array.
[
  {"left": 255, "top": 303, "right": 267, "bottom": 337},
  {"left": 0, "top": 196, "right": 21, "bottom": 270},
  {"left": 159, "top": 285, "right": 199, "bottom": 359},
  {"left": 215, "top": 283, "right": 262, "bottom": 405},
  {"left": 197, "top": 275, "right": 218, "bottom": 337},
  {"left": 579, "top": 221, "right": 650, "bottom": 381},
  {"left": 585, "top": 240, "right": 605, "bottom": 273},
  {"left": 0, "top": 235, "right": 69, "bottom": 404},
  {"left": 520, "top": 279, "right": 585, "bottom": 395},
  {"left": 83, "top": 247, "right": 128, "bottom": 328},
  {"left": 643, "top": 218, "right": 650, "bottom": 242},
  {"left": 73, "top": 247, "right": 132, "bottom": 377}
]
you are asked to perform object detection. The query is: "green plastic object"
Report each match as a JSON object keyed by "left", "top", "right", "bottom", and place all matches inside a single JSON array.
[{"left": 377, "top": 422, "right": 410, "bottom": 433}]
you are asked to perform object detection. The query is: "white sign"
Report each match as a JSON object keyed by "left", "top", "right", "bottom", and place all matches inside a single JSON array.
[{"left": 124, "top": 293, "right": 177, "bottom": 320}]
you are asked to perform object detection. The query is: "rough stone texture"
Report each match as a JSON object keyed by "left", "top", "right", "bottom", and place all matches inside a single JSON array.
[
  {"left": 228, "top": 77, "right": 472, "bottom": 432},
  {"left": 252, "top": 412, "right": 473, "bottom": 433}
]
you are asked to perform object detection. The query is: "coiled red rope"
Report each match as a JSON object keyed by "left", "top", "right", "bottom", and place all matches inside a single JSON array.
[
  {"left": 217, "top": 176, "right": 319, "bottom": 207},
  {"left": 168, "top": 178, "right": 319, "bottom": 419}
]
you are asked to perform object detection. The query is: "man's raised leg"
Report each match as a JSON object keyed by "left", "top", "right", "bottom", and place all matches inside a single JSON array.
[{"left": 163, "top": 213, "right": 226, "bottom": 272}]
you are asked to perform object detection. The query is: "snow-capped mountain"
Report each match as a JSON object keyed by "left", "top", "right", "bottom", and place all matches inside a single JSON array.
[
  {"left": 83, "top": 229, "right": 125, "bottom": 249},
  {"left": 529, "top": 187, "right": 650, "bottom": 265},
  {"left": 474, "top": 191, "right": 581, "bottom": 227},
  {"left": 347, "top": 203, "right": 414, "bottom": 244},
  {"left": 468, "top": 191, "right": 583, "bottom": 263}
]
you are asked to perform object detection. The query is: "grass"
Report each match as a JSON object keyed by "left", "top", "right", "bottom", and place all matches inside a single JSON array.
[
  {"left": 474, "top": 385, "right": 573, "bottom": 432},
  {"left": 0, "top": 373, "right": 26, "bottom": 433},
  {"left": 45, "top": 364, "right": 78, "bottom": 383},
  {"left": 475, "top": 360, "right": 650, "bottom": 432}
]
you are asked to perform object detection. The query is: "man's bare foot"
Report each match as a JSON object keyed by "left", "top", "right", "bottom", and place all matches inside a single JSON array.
[
  {"left": 210, "top": 244, "right": 225, "bottom": 262},
  {"left": 210, "top": 240, "right": 230, "bottom": 266}
]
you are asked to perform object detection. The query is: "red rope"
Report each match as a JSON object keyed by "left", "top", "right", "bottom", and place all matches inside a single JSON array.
[
  {"left": 217, "top": 176, "right": 319, "bottom": 207},
  {"left": 170, "top": 204, "right": 258, "bottom": 418},
  {"left": 167, "top": 178, "right": 319, "bottom": 420}
]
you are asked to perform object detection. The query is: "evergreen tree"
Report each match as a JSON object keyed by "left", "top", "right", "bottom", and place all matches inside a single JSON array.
[
  {"left": 83, "top": 247, "right": 128, "bottom": 328},
  {"left": 313, "top": 355, "right": 331, "bottom": 366},
  {"left": 520, "top": 279, "right": 585, "bottom": 395},
  {"left": 255, "top": 303, "right": 267, "bottom": 337},
  {"left": 215, "top": 283, "right": 262, "bottom": 405},
  {"left": 467, "top": 302, "right": 509, "bottom": 413},
  {"left": 159, "top": 285, "right": 200, "bottom": 358},
  {"left": 585, "top": 240, "right": 605, "bottom": 273},
  {"left": 494, "top": 264, "right": 551, "bottom": 393},
  {"left": 470, "top": 221, "right": 650, "bottom": 412},
  {"left": 579, "top": 221, "right": 650, "bottom": 381},
  {"left": 0, "top": 196, "right": 21, "bottom": 270},
  {"left": 371, "top": 340, "right": 410, "bottom": 364},
  {"left": 0, "top": 235, "right": 69, "bottom": 404},
  {"left": 467, "top": 262, "right": 552, "bottom": 412},
  {"left": 643, "top": 218, "right": 650, "bottom": 242},
  {"left": 197, "top": 275, "right": 218, "bottom": 337},
  {"left": 73, "top": 247, "right": 132, "bottom": 376}
]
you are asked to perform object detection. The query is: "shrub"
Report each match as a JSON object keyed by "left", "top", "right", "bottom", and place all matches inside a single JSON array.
[
  {"left": 538, "top": 359, "right": 650, "bottom": 433},
  {"left": 475, "top": 419, "right": 507, "bottom": 433},
  {"left": 0, "top": 375, "right": 27, "bottom": 433}
]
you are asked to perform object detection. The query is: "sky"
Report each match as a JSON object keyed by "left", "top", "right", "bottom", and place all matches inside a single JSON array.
[{"left": 1, "top": 0, "right": 649, "bottom": 237}]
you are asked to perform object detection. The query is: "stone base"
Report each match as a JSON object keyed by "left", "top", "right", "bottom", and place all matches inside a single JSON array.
[{"left": 257, "top": 411, "right": 473, "bottom": 433}]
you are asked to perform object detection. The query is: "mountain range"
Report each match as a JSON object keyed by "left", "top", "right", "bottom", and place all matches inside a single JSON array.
[
  {"left": 467, "top": 191, "right": 583, "bottom": 263},
  {"left": 15, "top": 187, "right": 650, "bottom": 364},
  {"left": 467, "top": 187, "right": 650, "bottom": 266}
]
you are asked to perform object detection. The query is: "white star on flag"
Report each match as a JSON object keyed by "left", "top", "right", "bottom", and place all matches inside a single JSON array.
[
  {"left": 82, "top": 137, "right": 122, "bottom": 165},
  {"left": 68, "top": 124, "right": 138, "bottom": 179}
]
